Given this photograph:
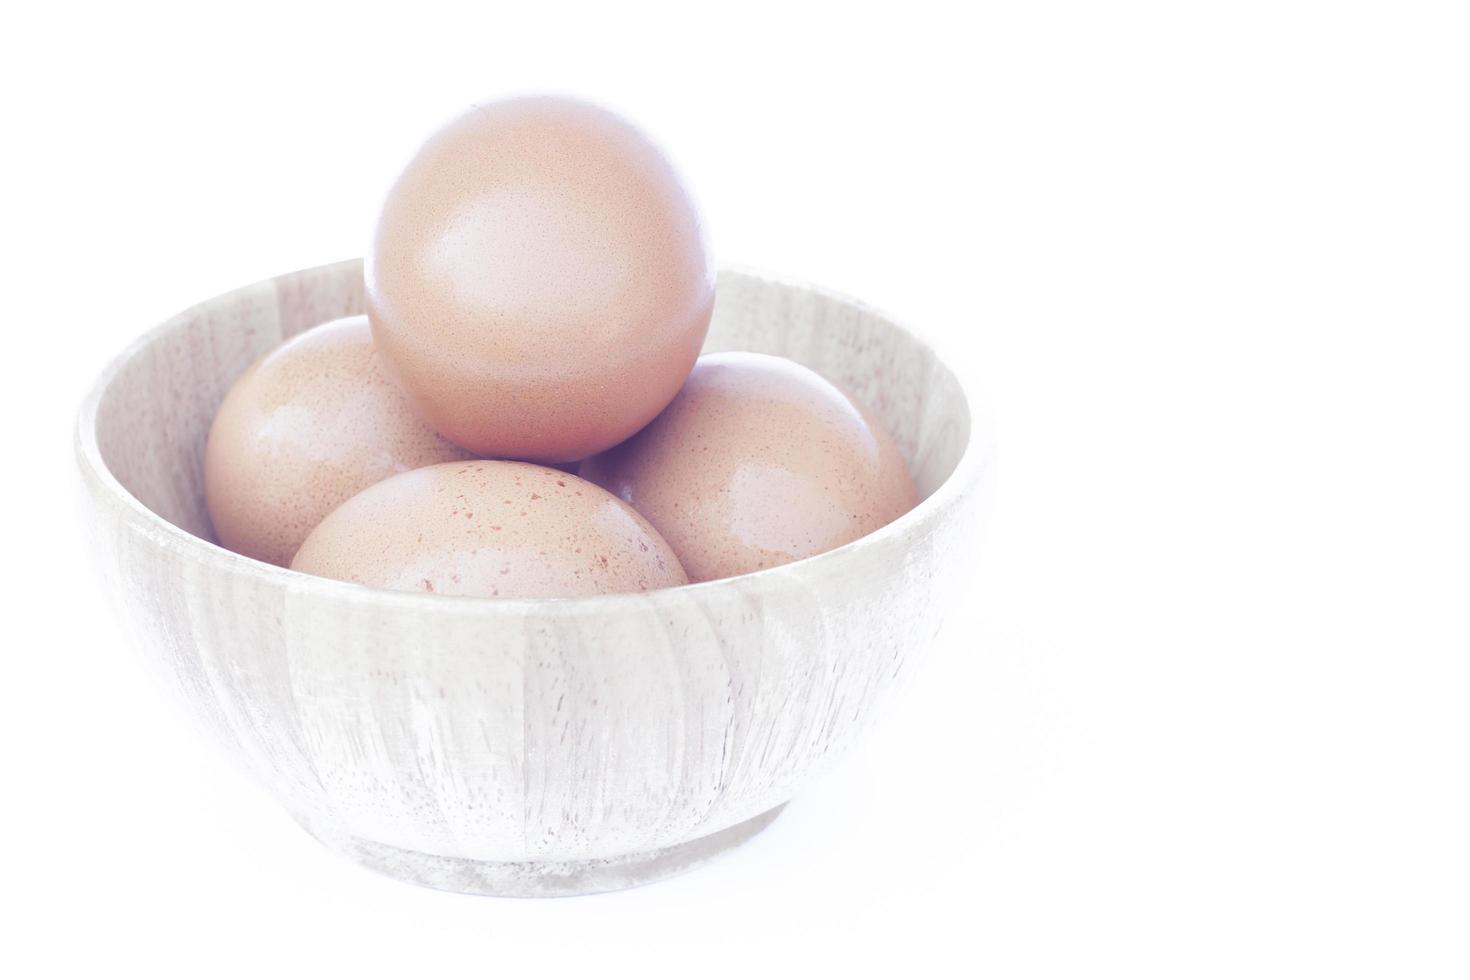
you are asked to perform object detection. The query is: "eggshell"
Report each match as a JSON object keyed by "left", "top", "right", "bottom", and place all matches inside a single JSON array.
[
  {"left": 290, "top": 460, "right": 688, "bottom": 598},
  {"left": 367, "top": 95, "right": 714, "bottom": 462},
  {"left": 580, "top": 352, "right": 919, "bottom": 583},
  {"left": 204, "top": 315, "right": 473, "bottom": 566}
]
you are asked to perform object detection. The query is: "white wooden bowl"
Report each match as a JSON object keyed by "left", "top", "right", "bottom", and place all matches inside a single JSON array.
[{"left": 75, "top": 260, "right": 989, "bottom": 897}]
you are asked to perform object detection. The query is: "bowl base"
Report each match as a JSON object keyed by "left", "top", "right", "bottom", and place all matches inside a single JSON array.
[{"left": 295, "top": 804, "right": 787, "bottom": 898}]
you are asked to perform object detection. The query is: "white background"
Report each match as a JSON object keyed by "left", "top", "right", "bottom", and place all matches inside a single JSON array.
[{"left": 4, "top": 1, "right": 1468, "bottom": 976}]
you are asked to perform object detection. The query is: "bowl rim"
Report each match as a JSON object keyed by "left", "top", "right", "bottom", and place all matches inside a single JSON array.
[{"left": 75, "top": 259, "right": 992, "bottom": 615}]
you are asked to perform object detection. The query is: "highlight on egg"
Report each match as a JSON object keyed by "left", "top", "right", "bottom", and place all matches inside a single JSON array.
[
  {"left": 203, "top": 314, "right": 474, "bottom": 566},
  {"left": 580, "top": 351, "right": 919, "bottom": 583},
  {"left": 366, "top": 95, "right": 715, "bottom": 463}
]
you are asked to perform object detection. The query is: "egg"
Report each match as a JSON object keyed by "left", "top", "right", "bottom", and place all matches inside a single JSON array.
[
  {"left": 204, "top": 315, "right": 474, "bottom": 566},
  {"left": 366, "top": 95, "right": 714, "bottom": 462},
  {"left": 290, "top": 460, "right": 688, "bottom": 598},
  {"left": 580, "top": 352, "right": 919, "bottom": 583}
]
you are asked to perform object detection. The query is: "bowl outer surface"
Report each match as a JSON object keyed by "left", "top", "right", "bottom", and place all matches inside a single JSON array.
[{"left": 76, "top": 259, "right": 989, "bottom": 863}]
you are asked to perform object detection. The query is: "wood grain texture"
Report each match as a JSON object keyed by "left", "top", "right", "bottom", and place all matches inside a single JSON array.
[{"left": 75, "top": 260, "right": 990, "bottom": 895}]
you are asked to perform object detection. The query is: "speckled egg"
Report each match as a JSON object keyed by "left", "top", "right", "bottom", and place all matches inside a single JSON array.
[
  {"left": 580, "top": 352, "right": 919, "bottom": 583},
  {"left": 290, "top": 460, "right": 688, "bottom": 598},
  {"left": 204, "top": 315, "right": 474, "bottom": 566},
  {"left": 366, "top": 95, "right": 714, "bottom": 462}
]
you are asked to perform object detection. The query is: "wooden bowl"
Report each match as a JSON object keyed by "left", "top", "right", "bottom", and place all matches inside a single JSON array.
[{"left": 75, "top": 260, "right": 989, "bottom": 896}]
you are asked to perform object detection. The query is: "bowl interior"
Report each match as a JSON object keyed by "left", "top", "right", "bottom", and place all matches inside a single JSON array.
[{"left": 89, "top": 261, "right": 972, "bottom": 550}]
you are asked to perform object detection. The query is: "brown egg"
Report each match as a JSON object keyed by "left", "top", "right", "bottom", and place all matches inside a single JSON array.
[
  {"left": 290, "top": 460, "right": 688, "bottom": 598},
  {"left": 580, "top": 352, "right": 919, "bottom": 583},
  {"left": 204, "top": 315, "right": 474, "bottom": 566},
  {"left": 366, "top": 95, "right": 714, "bottom": 462}
]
